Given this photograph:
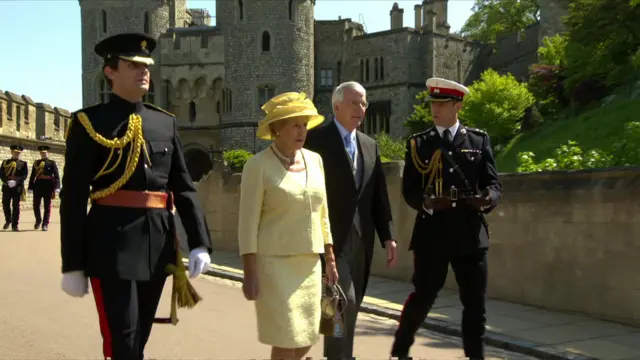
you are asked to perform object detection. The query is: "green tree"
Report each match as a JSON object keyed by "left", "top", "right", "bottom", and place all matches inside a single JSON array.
[
  {"left": 459, "top": 0, "right": 539, "bottom": 43},
  {"left": 404, "top": 90, "right": 433, "bottom": 135},
  {"left": 460, "top": 69, "right": 535, "bottom": 141},
  {"left": 538, "top": 34, "right": 568, "bottom": 66}
]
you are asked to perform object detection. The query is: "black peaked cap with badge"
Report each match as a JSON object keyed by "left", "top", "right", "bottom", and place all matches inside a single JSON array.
[
  {"left": 94, "top": 32, "right": 157, "bottom": 66},
  {"left": 10, "top": 144, "right": 24, "bottom": 152},
  {"left": 37, "top": 145, "right": 50, "bottom": 152}
]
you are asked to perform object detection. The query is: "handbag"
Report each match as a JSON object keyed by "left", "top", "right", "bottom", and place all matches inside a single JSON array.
[{"left": 319, "top": 275, "right": 348, "bottom": 337}]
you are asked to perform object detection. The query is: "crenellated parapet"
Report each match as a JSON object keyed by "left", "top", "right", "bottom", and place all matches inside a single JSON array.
[{"left": 0, "top": 90, "right": 71, "bottom": 143}]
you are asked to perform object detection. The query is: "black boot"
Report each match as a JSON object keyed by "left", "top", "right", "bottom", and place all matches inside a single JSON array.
[
  {"left": 42, "top": 225, "right": 48, "bottom": 231},
  {"left": 3, "top": 223, "right": 9, "bottom": 230},
  {"left": 34, "top": 222, "right": 40, "bottom": 230}
]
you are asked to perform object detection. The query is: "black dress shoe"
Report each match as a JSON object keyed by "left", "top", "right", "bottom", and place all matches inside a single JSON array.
[
  {"left": 2, "top": 223, "right": 9, "bottom": 230},
  {"left": 42, "top": 225, "right": 48, "bottom": 231},
  {"left": 34, "top": 222, "right": 40, "bottom": 230},
  {"left": 11, "top": 226, "right": 18, "bottom": 232}
]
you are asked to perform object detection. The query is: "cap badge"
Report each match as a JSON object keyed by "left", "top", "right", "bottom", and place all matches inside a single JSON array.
[
  {"left": 434, "top": 88, "right": 440, "bottom": 93},
  {"left": 141, "top": 40, "right": 147, "bottom": 50}
]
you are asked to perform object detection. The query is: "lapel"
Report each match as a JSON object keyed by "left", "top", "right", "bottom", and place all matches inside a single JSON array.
[
  {"left": 452, "top": 124, "right": 467, "bottom": 149},
  {"left": 356, "top": 131, "right": 375, "bottom": 194}
]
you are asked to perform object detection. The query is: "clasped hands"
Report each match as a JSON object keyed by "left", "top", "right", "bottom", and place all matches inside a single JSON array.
[
  {"left": 6, "top": 180, "right": 16, "bottom": 188},
  {"left": 61, "top": 247, "right": 211, "bottom": 298},
  {"left": 423, "top": 190, "right": 492, "bottom": 212}
]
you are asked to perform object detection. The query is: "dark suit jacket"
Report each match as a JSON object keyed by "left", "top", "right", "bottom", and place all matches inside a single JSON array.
[
  {"left": 60, "top": 94, "right": 212, "bottom": 281},
  {"left": 304, "top": 119, "right": 395, "bottom": 287},
  {"left": 1, "top": 158, "right": 28, "bottom": 194}
]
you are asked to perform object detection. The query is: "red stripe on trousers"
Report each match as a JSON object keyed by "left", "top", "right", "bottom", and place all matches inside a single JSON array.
[
  {"left": 396, "top": 253, "right": 416, "bottom": 329},
  {"left": 90, "top": 278, "right": 113, "bottom": 359}
]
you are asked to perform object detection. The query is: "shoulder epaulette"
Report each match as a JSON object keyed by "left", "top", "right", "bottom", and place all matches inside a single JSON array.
[
  {"left": 466, "top": 127, "right": 488, "bottom": 136},
  {"left": 409, "top": 126, "right": 435, "bottom": 139},
  {"left": 144, "top": 103, "right": 175, "bottom": 117}
]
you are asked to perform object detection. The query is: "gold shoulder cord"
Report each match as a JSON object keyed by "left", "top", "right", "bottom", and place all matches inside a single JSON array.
[
  {"left": 34, "top": 161, "right": 45, "bottom": 178},
  {"left": 2, "top": 161, "right": 16, "bottom": 177},
  {"left": 409, "top": 138, "right": 444, "bottom": 196},
  {"left": 74, "top": 112, "right": 152, "bottom": 200}
]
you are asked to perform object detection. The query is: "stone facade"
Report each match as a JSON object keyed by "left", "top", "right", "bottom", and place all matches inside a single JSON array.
[
  {"left": 78, "top": 0, "right": 569, "bottom": 181},
  {"left": 0, "top": 90, "right": 69, "bottom": 211}
]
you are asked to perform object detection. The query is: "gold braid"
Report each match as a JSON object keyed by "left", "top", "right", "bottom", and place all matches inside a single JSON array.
[
  {"left": 33, "top": 161, "right": 45, "bottom": 178},
  {"left": 409, "top": 138, "right": 444, "bottom": 196},
  {"left": 3, "top": 161, "right": 16, "bottom": 177},
  {"left": 75, "top": 112, "right": 150, "bottom": 200}
]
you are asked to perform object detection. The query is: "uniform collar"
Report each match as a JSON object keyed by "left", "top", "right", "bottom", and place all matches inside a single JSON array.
[
  {"left": 108, "top": 92, "right": 145, "bottom": 113},
  {"left": 435, "top": 121, "right": 460, "bottom": 138}
]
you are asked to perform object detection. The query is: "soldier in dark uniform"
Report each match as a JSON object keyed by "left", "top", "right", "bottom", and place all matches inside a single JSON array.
[
  {"left": 390, "top": 78, "right": 502, "bottom": 360},
  {"left": 28, "top": 145, "right": 61, "bottom": 231},
  {"left": 1, "top": 145, "right": 28, "bottom": 231},
  {"left": 59, "top": 32, "right": 213, "bottom": 360}
]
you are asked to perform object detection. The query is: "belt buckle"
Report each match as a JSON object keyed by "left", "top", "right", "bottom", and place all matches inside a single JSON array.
[{"left": 450, "top": 187, "right": 458, "bottom": 201}]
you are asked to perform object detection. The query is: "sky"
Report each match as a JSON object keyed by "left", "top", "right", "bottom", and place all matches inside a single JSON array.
[{"left": 0, "top": 0, "right": 474, "bottom": 112}]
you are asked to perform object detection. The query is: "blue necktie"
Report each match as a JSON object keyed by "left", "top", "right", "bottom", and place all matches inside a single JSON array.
[{"left": 344, "top": 134, "right": 355, "bottom": 164}]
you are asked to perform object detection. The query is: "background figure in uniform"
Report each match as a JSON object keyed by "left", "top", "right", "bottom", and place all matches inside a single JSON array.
[
  {"left": 59, "top": 33, "right": 212, "bottom": 360},
  {"left": 390, "top": 78, "right": 502, "bottom": 360},
  {"left": 1, "top": 145, "right": 28, "bottom": 231},
  {"left": 304, "top": 81, "right": 397, "bottom": 360},
  {"left": 28, "top": 145, "right": 61, "bottom": 231}
]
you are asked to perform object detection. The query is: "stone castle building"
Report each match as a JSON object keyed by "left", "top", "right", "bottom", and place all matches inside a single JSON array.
[{"left": 79, "top": 0, "right": 567, "bottom": 181}]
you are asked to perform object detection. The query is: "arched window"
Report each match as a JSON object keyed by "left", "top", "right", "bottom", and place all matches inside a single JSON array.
[
  {"left": 261, "top": 31, "right": 271, "bottom": 52},
  {"left": 257, "top": 85, "right": 276, "bottom": 108},
  {"left": 238, "top": 0, "right": 244, "bottom": 20},
  {"left": 189, "top": 101, "right": 197, "bottom": 123},
  {"left": 374, "top": 58, "right": 379, "bottom": 80},
  {"left": 100, "top": 9, "right": 107, "bottom": 34},
  {"left": 379, "top": 57, "right": 384, "bottom": 80},
  {"left": 99, "top": 77, "right": 112, "bottom": 103},
  {"left": 288, "top": 0, "right": 294, "bottom": 20},
  {"left": 144, "top": 12, "right": 150, "bottom": 34}
]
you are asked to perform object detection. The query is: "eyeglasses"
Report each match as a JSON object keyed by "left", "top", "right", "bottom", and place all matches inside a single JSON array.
[{"left": 351, "top": 100, "right": 368, "bottom": 109}]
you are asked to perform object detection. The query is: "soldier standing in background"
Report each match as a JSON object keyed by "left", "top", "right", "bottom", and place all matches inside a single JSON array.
[
  {"left": 1, "top": 144, "right": 28, "bottom": 231},
  {"left": 28, "top": 145, "right": 61, "bottom": 231},
  {"left": 390, "top": 78, "right": 502, "bottom": 360}
]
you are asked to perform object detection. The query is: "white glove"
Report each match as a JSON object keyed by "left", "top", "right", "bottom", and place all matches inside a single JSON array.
[
  {"left": 7, "top": 180, "right": 15, "bottom": 188},
  {"left": 188, "top": 247, "right": 211, "bottom": 278},
  {"left": 28, "top": 190, "right": 33, "bottom": 194},
  {"left": 55, "top": 189, "right": 60, "bottom": 194},
  {"left": 61, "top": 270, "right": 89, "bottom": 298}
]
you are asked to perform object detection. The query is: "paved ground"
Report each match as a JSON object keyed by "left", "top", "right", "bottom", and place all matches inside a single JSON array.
[{"left": 0, "top": 211, "right": 539, "bottom": 359}]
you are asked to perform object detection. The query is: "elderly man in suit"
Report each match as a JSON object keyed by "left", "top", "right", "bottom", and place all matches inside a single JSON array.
[{"left": 304, "top": 81, "right": 397, "bottom": 360}]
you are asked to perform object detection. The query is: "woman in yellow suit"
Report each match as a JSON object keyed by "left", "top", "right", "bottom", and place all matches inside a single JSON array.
[{"left": 238, "top": 92, "right": 339, "bottom": 360}]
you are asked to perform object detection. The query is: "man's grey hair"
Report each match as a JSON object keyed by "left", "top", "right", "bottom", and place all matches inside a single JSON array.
[{"left": 331, "top": 81, "right": 367, "bottom": 110}]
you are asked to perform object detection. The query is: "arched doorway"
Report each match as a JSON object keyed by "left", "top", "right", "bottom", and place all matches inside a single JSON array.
[{"left": 184, "top": 148, "right": 213, "bottom": 182}]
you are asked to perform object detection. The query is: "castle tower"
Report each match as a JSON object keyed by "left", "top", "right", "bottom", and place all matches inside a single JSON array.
[
  {"left": 217, "top": 0, "right": 316, "bottom": 151},
  {"left": 78, "top": 0, "right": 187, "bottom": 108}
]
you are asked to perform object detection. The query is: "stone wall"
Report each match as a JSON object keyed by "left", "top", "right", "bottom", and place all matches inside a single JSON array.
[
  {"left": 197, "top": 162, "right": 640, "bottom": 327},
  {"left": 0, "top": 90, "right": 69, "bottom": 211}
]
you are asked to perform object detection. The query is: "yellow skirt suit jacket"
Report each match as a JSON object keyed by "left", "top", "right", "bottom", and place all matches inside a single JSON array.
[{"left": 238, "top": 147, "right": 333, "bottom": 348}]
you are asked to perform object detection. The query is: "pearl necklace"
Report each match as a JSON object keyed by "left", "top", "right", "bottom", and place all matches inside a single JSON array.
[{"left": 270, "top": 144, "right": 297, "bottom": 166}]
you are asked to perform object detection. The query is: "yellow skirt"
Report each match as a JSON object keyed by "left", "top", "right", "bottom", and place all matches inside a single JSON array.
[{"left": 255, "top": 253, "right": 322, "bottom": 348}]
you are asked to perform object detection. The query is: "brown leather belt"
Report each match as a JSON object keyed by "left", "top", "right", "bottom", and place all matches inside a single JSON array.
[
  {"left": 6, "top": 176, "right": 17, "bottom": 180},
  {"left": 93, "top": 190, "right": 170, "bottom": 209},
  {"left": 36, "top": 175, "right": 53, "bottom": 180}
]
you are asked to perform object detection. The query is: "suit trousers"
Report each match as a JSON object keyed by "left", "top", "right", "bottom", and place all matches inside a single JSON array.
[
  {"left": 2, "top": 189, "right": 21, "bottom": 226},
  {"left": 391, "top": 248, "right": 488, "bottom": 359},
  {"left": 323, "top": 225, "right": 367, "bottom": 360},
  {"left": 89, "top": 235, "right": 173, "bottom": 360},
  {"left": 33, "top": 190, "right": 53, "bottom": 225}
]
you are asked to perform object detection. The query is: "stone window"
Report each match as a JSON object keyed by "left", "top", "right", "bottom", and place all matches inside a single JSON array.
[
  {"left": 257, "top": 85, "right": 276, "bottom": 108},
  {"left": 337, "top": 61, "right": 342, "bottom": 83},
  {"left": 360, "top": 100, "right": 391, "bottom": 135},
  {"left": 165, "top": 80, "right": 172, "bottom": 111},
  {"left": 238, "top": 0, "right": 244, "bottom": 20},
  {"left": 100, "top": 10, "right": 107, "bottom": 34},
  {"left": 216, "top": 101, "right": 221, "bottom": 114},
  {"left": 222, "top": 88, "right": 232, "bottom": 113},
  {"left": 320, "top": 69, "right": 333, "bottom": 87},
  {"left": 379, "top": 57, "right": 384, "bottom": 80},
  {"left": 359, "top": 59, "right": 364, "bottom": 82},
  {"left": 99, "top": 78, "right": 112, "bottom": 103},
  {"left": 201, "top": 35, "right": 209, "bottom": 49},
  {"left": 261, "top": 31, "right": 271, "bottom": 52},
  {"left": 54, "top": 113, "right": 61, "bottom": 131},
  {"left": 143, "top": 80, "right": 155, "bottom": 104},
  {"left": 189, "top": 101, "right": 197, "bottom": 123},
  {"left": 144, "top": 12, "right": 150, "bottom": 34},
  {"left": 365, "top": 59, "right": 370, "bottom": 82},
  {"left": 374, "top": 57, "right": 384, "bottom": 81},
  {"left": 288, "top": 0, "right": 294, "bottom": 21}
]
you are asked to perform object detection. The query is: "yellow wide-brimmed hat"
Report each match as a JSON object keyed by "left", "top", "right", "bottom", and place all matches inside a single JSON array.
[{"left": 256, "top": 92, "right": 325, "bottom": 140}]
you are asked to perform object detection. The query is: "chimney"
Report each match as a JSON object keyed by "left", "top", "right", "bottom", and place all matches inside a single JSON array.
[
  {"left": 433, "top": 0, "right": 450, "bottom": 32},
  {"left": 414, "top": 4, "right": 422, "bottom": 28},
  {"left": 390, "top": 2, "right": 404, "bottom": 30},
  {"left": 422, "top": 0, "right": 434, "bottom": 30}
]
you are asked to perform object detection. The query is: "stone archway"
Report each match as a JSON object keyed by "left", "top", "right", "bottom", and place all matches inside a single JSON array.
[{"left": 184, "top": 148, "right": 213, "bottom": 182}]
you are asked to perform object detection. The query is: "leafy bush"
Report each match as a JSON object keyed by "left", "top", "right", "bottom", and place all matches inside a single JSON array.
[
  {"left": 375, "top": 132, "right": 405, "bottom": 161},
  {"left": 528, "top": 64, "right": 568, "bottom": 117},
  {"left": 610, "top": 121, "right": 640, "bottom": 166},
  {"left": 460, "top": 69, "right": 535, "bottom": 142},
  {"left": 403, "top": 91, "right": 433, "bottom": 135},
  {"left": 222, "top": 149, "right": 253, "bottom": 171},
  {"left": 516, "top": 140, "right": 613, "bottom": 172}
]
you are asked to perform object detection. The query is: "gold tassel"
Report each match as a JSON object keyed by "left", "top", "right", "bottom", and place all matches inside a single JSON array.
[{"left": 163, "top": 250, "right": 202, "bottom": 325}]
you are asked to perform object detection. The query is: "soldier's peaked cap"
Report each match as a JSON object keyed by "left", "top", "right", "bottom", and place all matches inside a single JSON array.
[
  {"left": 10, "top": 144, "right": 23, "bottom": 152},
  {"left": 95, "top": 33, "right": 156, "bottom": 66},
  {"left": 425, "top": 77, "right": 470, "bottom": 102},
  {"left": 37, "top": 145, "right": 50, "bottom": 151}
]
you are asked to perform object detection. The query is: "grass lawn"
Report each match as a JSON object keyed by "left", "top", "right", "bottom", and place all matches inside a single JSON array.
[{"left": 496, "top": 98, "right": 640, "bottom": 172}]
